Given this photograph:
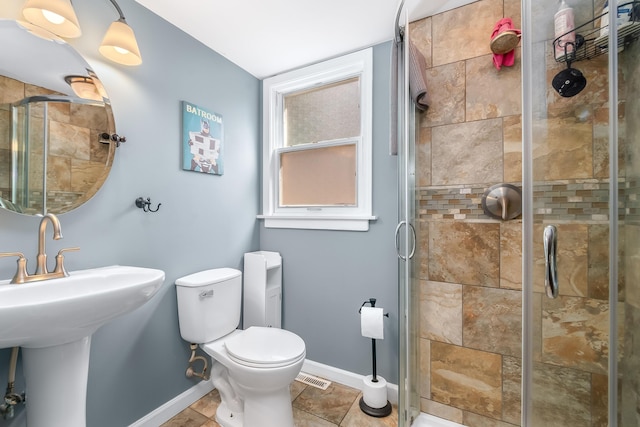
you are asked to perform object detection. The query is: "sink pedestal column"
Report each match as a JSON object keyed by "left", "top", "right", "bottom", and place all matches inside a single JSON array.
[{"left": 22, "top": 336, "right": 91, "bottom": 427}]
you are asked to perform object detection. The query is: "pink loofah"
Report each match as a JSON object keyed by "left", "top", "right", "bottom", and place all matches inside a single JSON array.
[{"left": 491, "top": 18, "right": 521, "bottom": 70}]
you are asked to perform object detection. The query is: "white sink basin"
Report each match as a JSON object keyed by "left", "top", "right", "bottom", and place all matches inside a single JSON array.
[
  {"left": 0, "top": 265, "right": 165, "bottom": 348},
  {"left": 0, "top": 264, "right": 165, "bottom": 427}
]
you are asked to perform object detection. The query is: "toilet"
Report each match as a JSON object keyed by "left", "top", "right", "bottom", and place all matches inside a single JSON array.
[{"left": 175, "top": 268, "right": 306, "bottom": 427}]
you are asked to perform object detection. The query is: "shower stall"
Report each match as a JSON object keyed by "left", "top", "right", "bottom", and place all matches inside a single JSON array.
[{"left": 396, "top": 0, "right": 640, "bottom": 426}]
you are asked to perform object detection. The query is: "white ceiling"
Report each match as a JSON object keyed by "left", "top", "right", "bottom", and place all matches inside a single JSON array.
[{"left": 134, "top": 0, "right": 477, "bottom": 79}]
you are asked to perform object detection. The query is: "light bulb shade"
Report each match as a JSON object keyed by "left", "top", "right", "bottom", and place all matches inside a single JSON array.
[
  {"left": 65, "top": 76, "right": 103, "bottom": 101},
  {"left": 87, "top": 71, "right": 109, "bottom": 100},
  {"left": 99, "top": 20, "right": 142, "bottom": 66},
  {"left": 22, "top": 0, "right": 81, "bottom": 38},
  {"left": 16, "top": 20, "right": 64, "bottom": 42}
]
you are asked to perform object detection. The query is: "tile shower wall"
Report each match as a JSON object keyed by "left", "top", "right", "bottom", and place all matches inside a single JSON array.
[
  {"left": 410, "top": 1, "right": 524, "bottom": 423},
  {"left": 410, "top": 0, "right": 623, "bottom": 426}
]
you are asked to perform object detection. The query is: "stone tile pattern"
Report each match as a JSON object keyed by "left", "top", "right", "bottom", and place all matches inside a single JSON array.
[
  {"left": 411, "top": 0, "right": 630, "bottom": 426},
  {"left": 0, "top": 75, "right": 111, "bottom": 214},
  {"left": 160, "top": 380, "right": 398, "bottom": 427},
  {"left": 418, "top": 180, "right": 621, "bottom": 221}
]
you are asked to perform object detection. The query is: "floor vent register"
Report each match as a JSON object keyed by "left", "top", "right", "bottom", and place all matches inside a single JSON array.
[{"left": 295, "top": 372, "right": 331, "bottom": 390}]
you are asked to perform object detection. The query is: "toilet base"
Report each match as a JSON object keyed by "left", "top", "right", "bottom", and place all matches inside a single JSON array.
[
  {"left": 241, "top": 385, "right": 294, "bottom": 427},
  {"left": 214, "top": 387, "right": 293, "bottom": 427},
  {"left": 215, "top": 401, "right": 243, "bottom": 427}
]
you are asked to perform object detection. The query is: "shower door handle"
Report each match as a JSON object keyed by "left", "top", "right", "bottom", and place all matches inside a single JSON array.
[
  {"left": 543, "top": 225, "right": 559, "bottom": 299},
  {"left": 395, "top": 221, "right": 416, "bottom": 260}
]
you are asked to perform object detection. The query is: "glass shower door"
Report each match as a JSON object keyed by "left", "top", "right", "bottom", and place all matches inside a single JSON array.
[
  {"left": 396, "top": 3, "right": 420, "bottom": 425},
  {"left": 523, "top": 0, "right": 636, "bottom": 425},
  {"left": 397, "top": 113, "right": 419, "bottom": 427}
]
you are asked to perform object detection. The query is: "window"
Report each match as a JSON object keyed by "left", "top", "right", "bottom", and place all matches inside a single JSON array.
[{"left": 260, "top": 48, "right": 374, "bottom": 231}]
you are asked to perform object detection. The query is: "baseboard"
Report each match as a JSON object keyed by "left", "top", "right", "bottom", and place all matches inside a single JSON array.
[
  {"left": 128, "top": 380, "right": 214, "bottom": 427},
  {"left": 302, "top": 359, "right": 398, "bottom": 405},
  {"left": 129, "top": 359, "right": 398, "bottom": 426}
]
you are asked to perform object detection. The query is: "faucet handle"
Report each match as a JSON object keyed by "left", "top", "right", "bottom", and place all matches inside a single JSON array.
[
  {"left": 0, "top": 252, "right": 29, "bottom": 284},
  {"left": 0, "top": 252, "right": 24, "bottom": 258},
  {"left": 53, "top": 247, "right": 80, "bottom": 276}
]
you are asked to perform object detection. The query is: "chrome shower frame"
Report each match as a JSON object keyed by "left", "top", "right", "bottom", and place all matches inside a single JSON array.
[{"left": 394, "top": 1, "right": 421, "bottom": 426}]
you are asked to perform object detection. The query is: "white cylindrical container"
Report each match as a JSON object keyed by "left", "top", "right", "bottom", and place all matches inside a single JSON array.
[
  {"left": 554, "top": 0, "right": 575, "bottom": 60},
  {"left": 616, "top": 0, "right": 633, "bottom": 27},
  {"left": 600, "top": 0, "right": 633, "bottom": 36},
  {"left": 362, "top": 375, "right": 388, "bottom": 409},
  {"left": 598, "top": 0, "right": 631, "bottom": 52}
]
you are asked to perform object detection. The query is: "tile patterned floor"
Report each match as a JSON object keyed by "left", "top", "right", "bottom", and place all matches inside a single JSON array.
[{"left": 160, "top": 378, "right": 398, "bottom": 427}]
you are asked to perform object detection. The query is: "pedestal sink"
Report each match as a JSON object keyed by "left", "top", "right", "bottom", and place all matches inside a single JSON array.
[{"left": 0, "top": 265, "right": 165, "bottom": 427}]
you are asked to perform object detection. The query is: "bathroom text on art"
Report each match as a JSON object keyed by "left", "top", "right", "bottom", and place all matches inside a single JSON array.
[{"left": 184, "top": 103, "right": 222, "bottom": 124}]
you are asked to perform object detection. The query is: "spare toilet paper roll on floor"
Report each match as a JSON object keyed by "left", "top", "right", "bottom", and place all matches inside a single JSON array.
[
  {"left": 360, "top": 306, "right": 384, "bottom": 339},
  {"left": 362, "top": 374, "right": 388, "bottom": 409}
]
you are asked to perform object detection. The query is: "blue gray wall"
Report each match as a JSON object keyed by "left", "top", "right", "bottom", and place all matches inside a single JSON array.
[{"left": 0, "top": 1, "right": 397, "bottom": 426}]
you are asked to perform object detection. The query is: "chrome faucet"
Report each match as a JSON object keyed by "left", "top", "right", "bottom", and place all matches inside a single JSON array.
[{"left": 0, "top": 213, "right": 79, "bottom": 284}]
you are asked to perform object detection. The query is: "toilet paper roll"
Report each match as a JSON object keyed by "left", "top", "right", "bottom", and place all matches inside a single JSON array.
[
  {"left": 360, "top": 306, "right": 384, "bottom": 339},
  {"left": 362, "top": 375, "right": 388, "bottom": 409}
]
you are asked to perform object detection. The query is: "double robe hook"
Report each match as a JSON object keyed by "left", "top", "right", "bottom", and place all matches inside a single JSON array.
[{"left": 135, "top": 197, "right": 161, "bottom": 213}]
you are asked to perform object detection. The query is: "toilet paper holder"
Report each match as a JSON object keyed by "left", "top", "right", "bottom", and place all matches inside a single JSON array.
[
  {"left": 358, "top": 298, "right": 392, "bottom": 418},
  {"left": 358, "top": 298, "right": 389, "bottom": 317},
  {"left": 358, "top": 298, "right": 388, "bottom": 384}
]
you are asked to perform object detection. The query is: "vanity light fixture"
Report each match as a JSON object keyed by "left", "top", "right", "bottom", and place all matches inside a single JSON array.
[
  {"left": 21, "top": 0, "right": 142, "bottom": 66},
  {"left": 64, "top": 75, "right": 103, "bottom": 101},
  {"left": 99, "top": 0, "right": 143, "bottom": 66},
  {"left": 21, "top": 0, "right": 81, "bottom": 38}
]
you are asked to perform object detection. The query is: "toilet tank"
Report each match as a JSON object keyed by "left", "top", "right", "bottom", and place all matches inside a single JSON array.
[{"left": 175, "top": 268, "right": 241, "bottom": 344}]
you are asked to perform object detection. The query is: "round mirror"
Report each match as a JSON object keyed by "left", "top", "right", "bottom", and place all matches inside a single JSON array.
[{"left": 0, "top": 19, "right": 116, "bottom": 215}]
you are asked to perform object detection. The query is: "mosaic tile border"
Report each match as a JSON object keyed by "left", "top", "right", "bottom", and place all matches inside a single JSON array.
[{"left": 418, "top": 179, "right": 635, "bottom": 222}]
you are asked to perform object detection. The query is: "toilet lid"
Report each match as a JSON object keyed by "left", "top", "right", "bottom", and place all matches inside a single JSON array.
[{"left": 224, "top": 326, "right": 305, "bottom": 367}]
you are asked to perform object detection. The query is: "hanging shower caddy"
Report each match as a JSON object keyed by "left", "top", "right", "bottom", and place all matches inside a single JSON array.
[{"left": 552, "top": 1, "right": 640, "bottom": 64}]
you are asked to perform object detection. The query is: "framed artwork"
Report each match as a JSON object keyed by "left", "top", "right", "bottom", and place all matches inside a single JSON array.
[{"left": 182, "top": 101, "right": 224, "bottom": 175}]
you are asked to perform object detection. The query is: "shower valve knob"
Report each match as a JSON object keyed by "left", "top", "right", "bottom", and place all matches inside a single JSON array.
[{"left": 481, "top": 183, "right": 522, "bottom": 221}]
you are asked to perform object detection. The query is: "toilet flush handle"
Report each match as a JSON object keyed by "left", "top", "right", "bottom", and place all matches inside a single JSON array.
[{"left": 199, "top": 290, "right": 213, "bottom": 299}]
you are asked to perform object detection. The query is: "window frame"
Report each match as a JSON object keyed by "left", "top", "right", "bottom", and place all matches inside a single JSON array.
[{"left": 260, "top": 48, "right": 375, "bottom": 231}]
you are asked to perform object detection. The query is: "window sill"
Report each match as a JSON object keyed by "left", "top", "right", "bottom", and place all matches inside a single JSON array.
[{"left": 257, "top": 214, "right": 377, "bottom": 231}]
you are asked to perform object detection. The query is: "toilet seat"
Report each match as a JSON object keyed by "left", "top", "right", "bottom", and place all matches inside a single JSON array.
[{"left": 224, "top": 326, "right": 305, "bottom": 368}]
